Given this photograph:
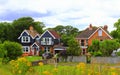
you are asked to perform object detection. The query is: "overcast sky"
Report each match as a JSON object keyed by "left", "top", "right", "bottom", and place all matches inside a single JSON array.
[{"left": 0, "top": 0, "right": 120, "bottom": 32}]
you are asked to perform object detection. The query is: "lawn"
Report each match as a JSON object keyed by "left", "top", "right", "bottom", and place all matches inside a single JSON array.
[
  {"left": 25, "top": 56, "right": 42, "bottom": 62},
  {"left": 0, "top": 57, "right": 120, "bottom": 75}
]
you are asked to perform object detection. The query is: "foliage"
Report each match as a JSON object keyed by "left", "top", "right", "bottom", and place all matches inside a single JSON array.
[
  {"left": 0, "top": 22, "right": 14, "bottom": 42},
  {"left": 1, "top": 59, "right": 120, "bottom": 75},
  {"left": 47, "top": 25, "right": 79, "bottom": 46},
  {"left": 12, "top": 17, "right": 45, "bottom": 42},
  {"left": 2, "top": 41, "right": 22, "bottom": 63},
  {"left": 88, "top": 40, "right": 120, "bottom": 56},
  {"left": 100, "top": 40, "right": 120, "bottom": 56},
  {"left": 111, "top": 18, "right": 120, "bottom": 43},
  {"left": 9, "top": 57, "right": 32, "bottom": 75},
  {"left": 67, "top": 38, "right": 81, "bottom": 56}
]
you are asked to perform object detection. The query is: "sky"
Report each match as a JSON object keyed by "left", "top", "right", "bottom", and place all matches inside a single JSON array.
[{"left": 0, "top": 0, "right": 120, "bottom": 32}]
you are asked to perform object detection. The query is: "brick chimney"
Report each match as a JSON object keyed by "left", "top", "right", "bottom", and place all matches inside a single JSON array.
[
  {"left": 89, "top": 24, "right": 92, "bottom": 30},
  {"left": 104, "top": 25, "right": 108, "bottom": 31},
  {"left": 29, "top": 26, "right": 34, "bottom": 31}
]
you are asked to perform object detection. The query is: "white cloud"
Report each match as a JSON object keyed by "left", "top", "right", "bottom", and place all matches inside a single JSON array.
[{"left": 0, "top": 0, "right": 120, "bottom": 32}]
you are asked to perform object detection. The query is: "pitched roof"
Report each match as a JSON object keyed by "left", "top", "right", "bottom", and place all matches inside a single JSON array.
[
  {"left": 48, "top": 30, "right": 60, "bottom": 39},
  {"left": 18, "top": 26, "right": 40, "bottom": 39},
  {"left": 26, "top": 30, "right": 40, "bottom": 38},
  {"left": 76, "top": 27, "right": 97, "bottom": 39}
]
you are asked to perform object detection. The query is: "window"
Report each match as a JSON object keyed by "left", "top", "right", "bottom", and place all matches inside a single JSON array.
[
  {"left": 23, "top": 46, "right": 30, "bottom": 53},
  {"left": 41, "top": 37, "right": 52, "bottom": 45},
  {"left": 45, "top": 47, "right": 50, "bottom": 53},
  {"left": 81, "top": 40, "right": 84, "bottom": 46},
  {"left": 21, "top": 36, "right": 30, "bottom": 43},
  {"left": 98, "top": 30, "right": 102, "bottom": 36}
]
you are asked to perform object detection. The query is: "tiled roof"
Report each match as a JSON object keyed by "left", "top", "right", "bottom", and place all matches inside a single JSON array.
[
  {"left": 49, "top": 30, "right": 60, "bottom": 39},
  {"left": 26, "top": 30, "right": 40, "bottom": 38},
  {"left": 76, "top": 27, "right": 98, "bottom": 38}
]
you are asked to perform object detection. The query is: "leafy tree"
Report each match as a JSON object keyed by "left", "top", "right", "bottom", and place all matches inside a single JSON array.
[
  {"left": 88, "top": 39, "right": 120, "bottom": 56},
  {"left": 12, "top": 17, "right": 45, "bottom": 42},
  {"left": 67, "top": 38, "right": 81, "bottom": 61},
  {"left": 0, "top": 22, "right": 13, "bottom": 42},
  {"left": 88, "top": 40, "right": 102, "bottom": 56},
  {"left": 111, "top": 19, "right": 120, "bottom": 43},
  {"left": 2, "top": 41, "right": 22, "bottom": 64},
  {"left": 50, "top": 25, "right": 79, "bottom": 46},
  {"left": 100, "top": 40, "right": 120, "bottom": 56}
]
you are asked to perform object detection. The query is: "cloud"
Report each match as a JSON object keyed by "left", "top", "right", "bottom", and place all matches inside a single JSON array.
[{"left": 0, "top": 0, "right": 120, "bottom": 32}]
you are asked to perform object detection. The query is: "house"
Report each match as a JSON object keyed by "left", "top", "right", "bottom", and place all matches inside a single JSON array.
[
  {"left": 76, "top": 24, "right": 113, "bottom": 55},
  {"left": 18, "top": 26, "right": 40, "bottom": 56},
  {"left": 40, "top": 30, "right": 65, "bottom": 54}
]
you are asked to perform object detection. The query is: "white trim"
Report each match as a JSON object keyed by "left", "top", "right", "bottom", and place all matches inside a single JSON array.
[
  {"left": 18, "top": 30, "right": 29, "bottom": 39},
  {"left": 31, "top": 42, "right": 39, "bottom": 48},
  {"left": 34, "top": 34, "right": 40, "bottom": 39},
  {"left": 88, "top": 27, "right": 113, "bottom": 39},
  {"left": 40, "top": 30, "right": 56, "bottom": 39}
]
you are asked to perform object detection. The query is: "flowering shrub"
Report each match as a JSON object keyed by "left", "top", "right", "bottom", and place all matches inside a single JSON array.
[{"left": 9, "top": 57, "right": 32, "bottom": 75}]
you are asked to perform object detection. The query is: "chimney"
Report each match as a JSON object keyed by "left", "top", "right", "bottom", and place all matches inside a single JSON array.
[
  {"left": 104, "top": 25, "right": 108, "bottom": 31},
  {"left": 89, "top": 24, "right": 92, "bottom": 30},
  {"left": 29, "top": 26, "right": 34, "bottom": 31}
]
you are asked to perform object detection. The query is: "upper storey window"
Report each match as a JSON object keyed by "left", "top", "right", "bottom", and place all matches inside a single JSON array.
[
  {"left": 98, "top": 29, "right": 102, "bottom": 36},
  {"left": 21, "top": 36, "right": 30, "bottom": 43}
]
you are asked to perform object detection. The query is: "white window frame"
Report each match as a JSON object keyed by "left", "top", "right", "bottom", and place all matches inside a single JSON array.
[
  {"left": 45, "top": 47, "right": 50, "bottom": 53},
  {"left": 98, "top": 29, "right": 102, "bottom": 36},
  {"left": 22, "top": 46, "right": 30, "bottom": 53},
  {"left": 42, "top": 37, "right": 52, "bottom": 45},
  {"left": 21, "top": 36, "right": 30, "bottom": 43}
]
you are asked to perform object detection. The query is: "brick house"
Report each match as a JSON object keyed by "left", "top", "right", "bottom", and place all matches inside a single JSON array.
[{"left": 76, "top": 24, "right": 113, "bottom": 55}]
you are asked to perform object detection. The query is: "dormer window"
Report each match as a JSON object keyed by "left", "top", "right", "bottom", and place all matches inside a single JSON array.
[
  {"left": 21, "top": 36, "right": 30, "bottom": 43},
  {"left": 98, "top": 29, "right": 102, "bottom": 36}
]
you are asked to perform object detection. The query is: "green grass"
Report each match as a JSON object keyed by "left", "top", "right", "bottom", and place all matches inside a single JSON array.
[
  {"left": 25, "top": 56, "right": 42, "bottom": 62},
  {"left": 1, "top": 57, "right": 120, "bottom": 75}
]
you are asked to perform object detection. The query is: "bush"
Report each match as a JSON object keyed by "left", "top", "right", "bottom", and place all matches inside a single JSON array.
[
  {"left": 116, "top": 52, "right": 120, "bottom": 56},
  {"left": 2, "top": 41, "right": 22, "bottom": 63},
  {"left": 93, "top": 51, "right": 102, "bottom": 57}
]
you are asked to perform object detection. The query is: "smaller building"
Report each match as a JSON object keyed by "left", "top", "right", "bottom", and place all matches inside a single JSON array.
[
  {"left": 18, "top": 26, "right": 40, "bottom": 56},
  {"left": 76, "top": 24, "right": 113, "bottom": 55}
]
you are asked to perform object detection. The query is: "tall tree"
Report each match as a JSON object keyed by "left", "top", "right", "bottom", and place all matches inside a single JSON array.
[
  {"left": 67, "top": 38, "right": 81, "bottom": 61},
  {"left": 0, "top": 22, "right": 13, "bottom": 42},
  {"left": 12, "top": 17, "right": 45, "bottom": 42}
]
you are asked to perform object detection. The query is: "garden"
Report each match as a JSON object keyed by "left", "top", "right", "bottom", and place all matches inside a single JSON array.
[{"left": 0, "top": 56, "right": 120, "bottom": 75}]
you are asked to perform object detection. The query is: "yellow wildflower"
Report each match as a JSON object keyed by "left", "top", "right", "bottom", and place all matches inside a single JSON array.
[
  {"left": 27, "top": 62, "right": 31, "bottom": 66},
  {"left": 18, "top": 70, "right": 21, "bottom": 74},
  {"left": 53, "top": 68, "right": 58, "bottom": 72},
  {"left": 43, "top": 71, "right": 50, "bottom": 75},
  {"left": 111, "top": 72, "right": 117, "bottom": 75},
  {"left": 39, "top": 62, "right": 43, "bottom": 66}
]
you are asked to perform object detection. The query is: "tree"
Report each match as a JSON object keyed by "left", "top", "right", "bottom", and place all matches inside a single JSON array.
[
  {"left": 12, "top": 17, "right": 45, "bottom": 42},
  {"left": 88, "top": 40, "right": 102, "bottom": 56},
  {"left": 67, "top": 38, "right": 81, "bottom": 62},
  {"left": 111, "top": 19, "right": 120, "bottom": 43},
  {"left": 49, "top": 25, "right": 79, "bottom": 46},
  {"left": 100, "top": 40, "right": 120, "bottom": 56},
  {"left": 2, "top": 41, "right": 22, "bottom": 64},
  {"left": 88, "top": 39, "right": 120, "bottom": 56},
  {"left": 0, "top": 22, "right": 14, "bottom": 42}
]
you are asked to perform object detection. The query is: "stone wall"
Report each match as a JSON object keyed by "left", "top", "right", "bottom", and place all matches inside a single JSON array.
[{"left": 59, "top": 56, "right": 120, "bottom": 64}]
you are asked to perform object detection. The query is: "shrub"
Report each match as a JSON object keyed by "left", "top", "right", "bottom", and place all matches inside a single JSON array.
[
  {"left": 2, "top": 41, "right": 22, "bottom": 64},
  {"left": 93, "top": 51, "right": 102, "bottom": 57}
]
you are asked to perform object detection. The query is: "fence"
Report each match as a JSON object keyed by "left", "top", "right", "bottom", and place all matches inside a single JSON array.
[{"left": 59, "top": 56, "right": 120, "bottom": 64}]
